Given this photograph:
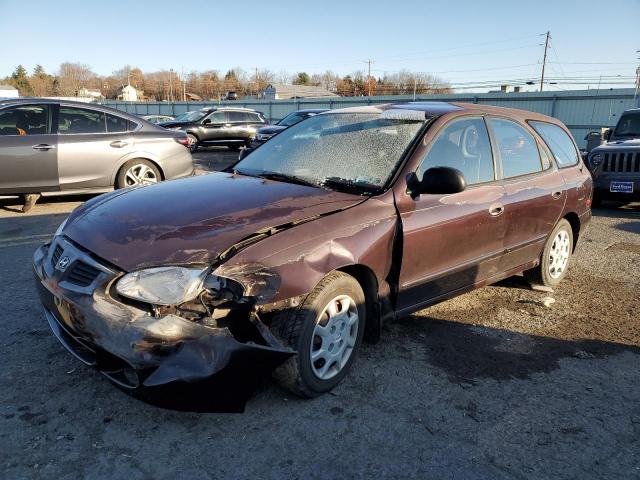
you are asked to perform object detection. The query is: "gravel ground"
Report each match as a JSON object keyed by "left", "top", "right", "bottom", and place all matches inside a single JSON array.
[{"left": 1, "top": 149, "right": 639, "bottom": 479}]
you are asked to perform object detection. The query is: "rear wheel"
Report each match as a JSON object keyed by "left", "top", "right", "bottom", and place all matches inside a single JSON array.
[
  {"left": 116, "top": 159, "right": 161, "bottom": 189},
  {"left": 524, "top": 218, "right": 574, "bottom": 287},
  {"left": 271, "top": 271, "right": 366, "bottom": 398}
]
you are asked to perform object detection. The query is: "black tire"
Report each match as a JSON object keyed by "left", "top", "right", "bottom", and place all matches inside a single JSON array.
[
  {"left": 270, "top": 271, "right": 366, "bottom": 398},
  {"left": 116, "top": 159, "right": 161, "bottom": 189},
  {"left": 524, "top": 218, "right": 574, "bottom": 287},
  {"left": 187, "top": 134, "right": 199, "bottom": 153}
]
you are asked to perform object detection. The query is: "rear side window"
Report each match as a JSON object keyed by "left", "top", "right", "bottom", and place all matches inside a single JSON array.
[
  {"left": 247, "top": 113, "right": 264, "bottom": 123},
  {"left": 490, "top": 118, "right": 542, "bottom": 178},
  {"left": 106, "top": 113, "right": 129, "bottom": 133},
  {"left": 529, "top": 121, "right": 579, "bottom": 168},
  {"left": 228, "top": 111, "right": 248, "bottom": 122},
  {"left": 0, "top": 105, "right": 49, "bottom": 136},
  {"left": 418, "top": 117, "right": 495, "bottom": 185},
  {"left": 58, "top": 106, "right": 105, "bottom": 134}
]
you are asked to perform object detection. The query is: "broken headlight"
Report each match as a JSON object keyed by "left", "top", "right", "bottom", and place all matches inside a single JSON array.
[{"left": 116, "top": 267, "right": 207, "bottom": 306}]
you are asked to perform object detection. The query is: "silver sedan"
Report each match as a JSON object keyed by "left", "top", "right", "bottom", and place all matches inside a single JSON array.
[{"left": 0, "top": 99, "right": 194, "bottom": 202}]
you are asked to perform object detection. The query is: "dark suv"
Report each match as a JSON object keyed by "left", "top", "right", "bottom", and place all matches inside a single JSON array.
[
  {"left": 587, "top": 108, "right": 640, "bottom": 205},
  {"left": 159, "top": 107, "right": 267, "bottom": 152}
]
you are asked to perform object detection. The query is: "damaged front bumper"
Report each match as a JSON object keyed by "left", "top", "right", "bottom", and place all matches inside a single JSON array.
[{"left": 33, "top": 237, "right": 294, "bottom": 390}]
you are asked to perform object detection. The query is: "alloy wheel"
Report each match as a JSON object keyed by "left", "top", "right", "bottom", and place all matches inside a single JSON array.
[{"left": 124, "top": 164, "right": 158, "bottom": 186}]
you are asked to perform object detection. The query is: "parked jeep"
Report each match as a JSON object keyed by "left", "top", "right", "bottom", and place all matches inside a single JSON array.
[{"left": 587, "top": 108, "right": 640, "bottom": 205}]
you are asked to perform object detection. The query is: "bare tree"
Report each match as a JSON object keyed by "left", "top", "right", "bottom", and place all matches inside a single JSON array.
[{"left": 57, "top": 62, "right": 96, "bottom": 96}]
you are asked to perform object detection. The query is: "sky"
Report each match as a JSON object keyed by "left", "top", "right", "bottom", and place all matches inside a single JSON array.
[{"left": 1, "top": 0, "right": 639, "bottom": 92}]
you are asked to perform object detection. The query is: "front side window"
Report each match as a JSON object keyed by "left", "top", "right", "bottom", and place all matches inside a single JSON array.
[
  {"left": 58, "top": 106, "right": 105, "bottom": 134},
  {"left": 490, "top": 118, "right": 542, "bottom": 178},
  {"left": 530, "top": 121, "right": 579, "bottom": 168},
  {"left": 235, "top": 112, "right": 425, "bottom": 192},
  {"left": 205, "top": 111, "right": 227, "bottom": 124},
  {"left": 106, "top": 113, "right": 129, "bottom": 133},
  {"left": 418, "top": 117, "right": 495, "bottom": 185},
  {"left": 0, "top": 105, "right": 49, "bottom": 136},
  {"left": 248, "top": 113, "right": 264, "bottom": 123}
]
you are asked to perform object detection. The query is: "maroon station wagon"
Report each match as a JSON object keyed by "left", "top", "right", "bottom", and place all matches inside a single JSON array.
[{"left": 33, "top": 102, "right": 592, "bottom": 400}]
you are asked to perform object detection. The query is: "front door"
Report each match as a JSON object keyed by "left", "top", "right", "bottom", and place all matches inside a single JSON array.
[
  {"left": 397, "top": 116, "right": 506, "bottom": 312},
  {"left": 56, "top": 105, "right": 133, "bottom": 190},
  {"left": 200, "top": 110, "right": 230, "bottom": 143},
  {"left": 0, "top": 103, "right": 58, "bottom": 194}
]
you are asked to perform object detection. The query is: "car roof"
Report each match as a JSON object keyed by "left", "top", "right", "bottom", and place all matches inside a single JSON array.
[
  {"left": 290, "top": 108, "right": 329, "bottom": 114},
  {"left": 327, "top": 101, "right": 563, "bottom": 125},
  {"left": 0, "top": 97, "right": 151, "bottom": 122}
]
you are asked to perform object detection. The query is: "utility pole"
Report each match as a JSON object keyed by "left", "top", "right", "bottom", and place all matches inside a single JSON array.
[
  {"left": 181, "top": 66, "right": 186, "bottom": 102},
  {"left": 540, "top": 31, "right": 550, "bottom": 92},
  {"left": 255, "top": 67, "right": 259, "bottom": 98},
  {"left": 169, "top": 69, "right": 174, "bottom": 102},
  {"left": 363, "top": 59, "right": 374, "bottom": 96}
]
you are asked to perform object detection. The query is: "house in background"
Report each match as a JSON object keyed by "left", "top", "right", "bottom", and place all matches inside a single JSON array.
[
  {"left": 0, "top": 84, "right": 19, "bottom": 98},
  {"left": 77, "top": 87, "right": 103, "bottom": 100},
  {"left": 260, "top": 83, "right": 339, "bottom": 100},
  {"left": 117, "top": 84, "right": 139, "bottom": 102}
]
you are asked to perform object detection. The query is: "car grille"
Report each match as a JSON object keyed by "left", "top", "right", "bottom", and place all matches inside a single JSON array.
[
  {"left": 601, "top": 151, "right": 640, "bottom": 173},
  {"left": 66, "top": 262, "right": 102, "bottom": 287},
  {"left": 51, "top": 244, "right": 63, "bottom": 266}
]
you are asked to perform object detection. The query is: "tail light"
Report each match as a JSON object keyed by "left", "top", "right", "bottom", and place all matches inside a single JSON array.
[{"left": 174, "top": 135, "right": 190, "bottom": 147}]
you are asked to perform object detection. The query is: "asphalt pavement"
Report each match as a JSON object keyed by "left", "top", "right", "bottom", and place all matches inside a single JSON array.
[{"left": 1, "top": 148, "right": 639, "bottom": 479}]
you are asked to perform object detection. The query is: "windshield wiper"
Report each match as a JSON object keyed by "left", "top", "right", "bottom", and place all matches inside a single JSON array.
[
  {"left": 256, "top": 171, "right": 320, "bottom": 188},
  {"left": 320, "top": 177, "right": 381, "bottom": 195}
]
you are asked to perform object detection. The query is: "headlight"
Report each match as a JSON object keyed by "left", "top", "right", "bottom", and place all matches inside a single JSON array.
[
  {"left": 116, "top": 267, "right": 207, "bottom": 305},
  {"left": 589, "top": 153, "right": 603, "bottom": 167}
]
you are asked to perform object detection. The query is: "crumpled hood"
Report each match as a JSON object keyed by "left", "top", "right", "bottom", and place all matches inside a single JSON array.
[{"left": 63, "top": 172, "right": 363, "bottom": 271}]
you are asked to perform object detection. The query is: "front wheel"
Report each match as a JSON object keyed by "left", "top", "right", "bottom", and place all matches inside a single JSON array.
[
  {"left": 187, "top": 134, "right": 199, "bottom": 153},
  {"left": 524, "top": 218, "right": 574, "bottom": 287},
  {"left": 270, "top": 271, "right": 366, "bottom": 398}
]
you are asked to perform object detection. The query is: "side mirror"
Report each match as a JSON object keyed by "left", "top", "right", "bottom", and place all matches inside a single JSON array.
[
  {"left": 603, "top": 128, "right": 612, "bottom": 141},
  {"left": 407, "top": 167, "right": 467, "bottom": 198},
  {"left": 202, "top": 118, "right": 212, "bottom": 125}
]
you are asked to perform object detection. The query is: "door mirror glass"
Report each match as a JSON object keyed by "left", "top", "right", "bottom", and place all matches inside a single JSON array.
[{"left": 408, "top": 167, "right": 467, "bottom": 197}]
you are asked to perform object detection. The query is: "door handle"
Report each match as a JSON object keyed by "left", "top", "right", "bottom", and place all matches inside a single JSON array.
[
  {"left": 551, "top": 191, "right": 562, "bottom": 199},
  {"left": 110, "top": 140, "right": 128, "bottom": 148},
  {"left": 32, "top": 144, "right": 55, "bottom": 151},
  {"left": 488, "top": 204, "right": 504, "bottom": 216}
]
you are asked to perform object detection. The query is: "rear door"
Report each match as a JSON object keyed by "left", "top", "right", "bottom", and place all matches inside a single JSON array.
[
  {"left": 487, "top": 117, "right": 566, "bottom": 271},
  {"left": 397, "top": 116, "right": 507, "bottom": 311},
  {"left": 56, "top": 106, "right": 134, "bottom": 189},
  {"left": 0, "top": 103, "right": 58, "bottom": 194}
]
